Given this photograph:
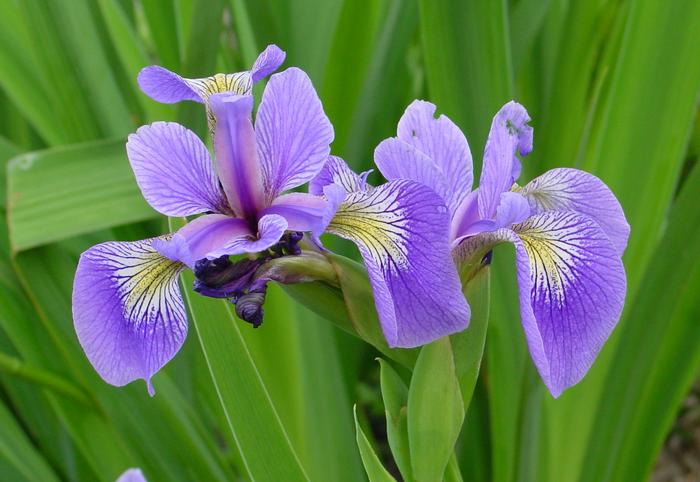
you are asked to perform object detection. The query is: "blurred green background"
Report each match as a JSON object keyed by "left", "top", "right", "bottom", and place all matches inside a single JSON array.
[{"left": 0, "top": 0, "right": 699, "bottom": 481}]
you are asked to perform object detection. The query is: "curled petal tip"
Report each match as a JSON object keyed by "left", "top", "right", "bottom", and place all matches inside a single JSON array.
[{"left": 251, "top": 44, "right": 286, "bottom": 82}]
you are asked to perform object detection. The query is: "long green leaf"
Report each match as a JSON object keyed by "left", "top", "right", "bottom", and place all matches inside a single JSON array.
[
  {"left": 180, "top": 269, "right": 309, "bottom": 482},
  {"left": 6, "top": 140, "right": 156, "bottom": 252}
]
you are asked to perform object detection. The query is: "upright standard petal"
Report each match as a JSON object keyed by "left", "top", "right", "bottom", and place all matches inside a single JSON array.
[
  {"left": 209, "top": 93, "right": 266, "bottom": 220},
  {"left": 519, "top": 168, "right": 630, "bottom": 255},
  {"left": 251, "top": 45, "right": 286, "bottom": 82},
  {"left": 261, "top": 192, "right": 335, "bottom": 239},
  {"left": 137, "top": 66, "right": 252, "bottom": 103},
  {"left": 127, "top": 122, "right": 226, "bottom": 216},
  {"left": 73, "top": 238, "right": 187, "bottom": 395},
  {"left": 478, "top": 101, "right": 533, "bottom": 219},
  {"left": 256, "top": 68, "right": 334, "bottom": 198},
  {"left": 458, "top": 211, "right": 626, "bottom": 396},
  {"left": 396, "top": 100, "right": 473, "bottom": 211},
  {"left": 309, "top": 155, "right": 370, "bottom": 195},
  {"left": 374, "top": 137, "right": 451, "bottom": 209},
  {"left": 326, "top": 179, "right": 471, "bottom": 347}
]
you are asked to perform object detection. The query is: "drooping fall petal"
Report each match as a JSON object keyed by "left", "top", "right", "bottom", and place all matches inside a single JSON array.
[{"left": 73, "top": 238, "right": 187, "bottom": 395}]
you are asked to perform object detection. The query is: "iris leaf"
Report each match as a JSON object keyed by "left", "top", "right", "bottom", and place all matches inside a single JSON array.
[
  {"left": 6, "top": 140, "right": 157, "bottom": 252},
  {"left": 354, "top": 405, "right": 398, "bottom": 482}
]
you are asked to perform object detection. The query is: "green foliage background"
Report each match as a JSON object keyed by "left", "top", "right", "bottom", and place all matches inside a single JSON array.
[{"left": 0, "top": 0, "right": 698, "bottom": 481}]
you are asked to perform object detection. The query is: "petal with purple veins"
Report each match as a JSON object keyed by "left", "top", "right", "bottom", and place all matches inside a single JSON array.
[
  {"left": 326, "top": 179, "right": 471, "bottom": 347},
  {"left": 478, "top": 101, "right": 533, "bottom": 219},
  {"left": 519, "top": 168, "right": 630, "bottom": 255},
  {"left": 251, "top": 45, "right": 286, "bottom": 82},
  {"left": 261, "top": 192, "right": 336, "bottom": 239},
  {"left": 458, "top": 211, "right": 626, "bottom": 397},
  {"left": 137, "top": 66, "right": 202, "bottom": 104},
  {"left": 126, "top": 122, "right": 227, "bottom": 216},
  {"left": 207, "top": 214, "right": 288, "bottom": 259},
  {"left": 256, "top": 68, "right": 334, "bottom": 198},
  {"left": 209, "top": 93, "right": 267, "bottom": 220},
  {"left": 374, "top": 137, "right": 451, "bottom": 210},
  {"left": 73, "top": 238, "right": 187, "bottom": 395},
  {"left": 154, "top": 214, "right": 252, "bottom": 267},
  {"left": 309, "top": 155, "right": 370, "bottom": 195},
  {"left": 137, "top": 66, "right": 252, "bottom": 104},
  {"left": 494, "top": 191, "right": 531, "bottom": 228},
  {"left": 396, "top": 100, "right": 473, "bottom": 211}
]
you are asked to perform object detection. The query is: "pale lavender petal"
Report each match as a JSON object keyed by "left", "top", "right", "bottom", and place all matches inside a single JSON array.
[
  {"left": 478, "top": 101, "right": 533, "bottom": 219},
  {"left": 153, "top": 214, "right": 251, "bottom": 268},
  {"left": 256, "top": 68, "right": 334, "bottom": 197},
  {"left": 396, "top": 100, "right": 473, "bottom": 211},
  {"left": 327, "top": 179, "right": 470, "bottom": 347},
  {"left": 374, "top": 137, "right": 451, "bottom": 209},
  {"left": 73, "top": 239, "right": 187, "bottom": 395},
  {"left": 206, "top": 214, "right": 288, "bottom": 259},
  {"left": 209, "top": 93, "right": 266, "bottom": 220},
  {"left": 126, "top": 122, "right": 226, "bottom": 216},
  {"left": 261, "top": 192, "right": 335, "bottom": 239},
  {"left": 116, "top": 468, "right": 147, "bottom": 482},
  {"left": 464, "top": 212, "right": 625, "bottom": 397},
  {"left": 520, "top": 168, "right": 630, "bottom": 255},
  {"left": 309, "top": 155, "right": 370, "bottom": 195},
  {"left": 138, "top": 66, "right": 255, "bottom": 105},
  {"left": 137, "top": 66, "right": 201, "bottom": 103},
  {"left": 251, "top": 45, "right": 286, "bottom": 82},
  {"left": 494, "top": 191, "right": 530, "bottom": 228}
]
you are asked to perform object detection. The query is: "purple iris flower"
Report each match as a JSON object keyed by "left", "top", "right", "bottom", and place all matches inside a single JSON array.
[
  {"left": 361, "top": 100, "right": 627, "bottom": 396},
  {"left": 73, "top": 48, "right": 470, "bottom": 394},
  {"left": 73, "top": 63, "right": 336, "bottom": 395}
]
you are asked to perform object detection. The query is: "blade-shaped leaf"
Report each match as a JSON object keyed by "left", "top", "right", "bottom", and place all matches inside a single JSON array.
[{"left": 7, "top": 140, "right": 157, "bottom": 252}]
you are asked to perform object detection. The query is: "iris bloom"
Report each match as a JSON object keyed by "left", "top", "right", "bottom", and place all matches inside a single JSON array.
[
  {"left": 340, "top": 100, "right": 628, "bottom": 396},
  {"left": 73, "top": 52, "right": 469, "bottom": 393}
]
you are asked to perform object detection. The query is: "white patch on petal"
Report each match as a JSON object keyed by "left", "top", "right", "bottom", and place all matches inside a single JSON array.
[
  {"left": 515, "top": 214, "right": 588, "bottom": 307},
  {"left": 87, "top": 238, "right": 185, "bottom": 327}
]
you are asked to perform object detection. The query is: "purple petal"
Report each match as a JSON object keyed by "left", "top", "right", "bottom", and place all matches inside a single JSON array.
[
  {"left": 137, "top": 66, "right": 201, "bottom": 103},
  {"left": 126, "top": 122, "right": 226, "bottom": 216},
  {"left": 206, "top": 214, "right": 288, "bottom": 259},
  {"left": 520, "top": 168, "right": 630, "bottom": 255},
  {"left": 209, "top": 93, "right": 266, "bottom": 220},
  {"left": 251, "top": 45, "right": 286, "bottom": 83},
  {"left": 489, "top": 211, "right": 626, "bottom": 397},
  {"left": 256, "top": 68, "right": 334, "bottom": 197},
  {"left": 309, "top": 155, "right": 370, "bottom": 195},
  {"left": 396, "top": 100, "right": 473, "bottom": 211},
  {"left": 327, "top": 179, "right": 471, "bottom": 347},
  {"left": 116, "top": 468, "right": 147, "bottom": 482},
  {"left": 154, "top": 214, "right": 252, "bottom": 268},
  {"left": 478, "top": 101, "right": 533, "bottom": 219},
  {"left": 73, "top": 238, "right": 187, "bottom": 395},
  {"left": 261, "top": 192, "right": 336, "bottom": 239},
  {"left": 137, "top": 65, "right": 255, "bottom": 104},
  {"left": 374, "top": 137, "right": 451, "bottom": 209},
  {"left": 494, "top": 191, "right": 531, "bottom": 228}
]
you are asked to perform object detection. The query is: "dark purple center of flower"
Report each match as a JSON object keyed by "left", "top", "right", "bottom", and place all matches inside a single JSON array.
[{"left": 193, "top": 232, "right": 304, "bottom": 327}]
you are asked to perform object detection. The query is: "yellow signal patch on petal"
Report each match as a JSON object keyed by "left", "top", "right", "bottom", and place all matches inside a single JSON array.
[{"left": 327, "top": 187, "right": 410, "bottom": 269}]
